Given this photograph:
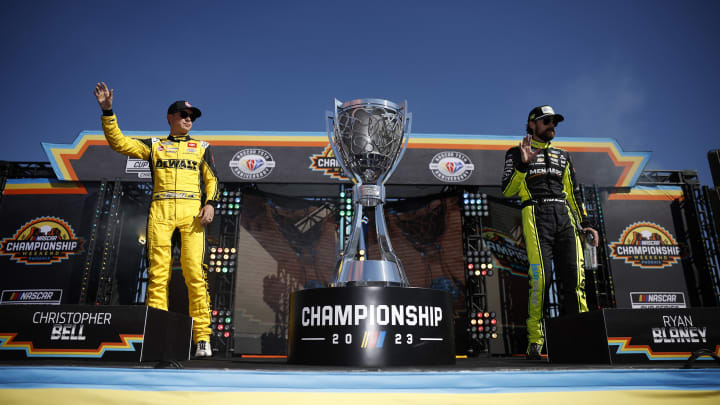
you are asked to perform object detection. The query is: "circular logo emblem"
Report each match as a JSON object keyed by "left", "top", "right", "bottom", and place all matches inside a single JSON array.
[
  {"left": 428, "top": 151, "right": 475, "bottom": 183},
  {"left": 229, "top": 149, "right": 276, "bottom": 180}
]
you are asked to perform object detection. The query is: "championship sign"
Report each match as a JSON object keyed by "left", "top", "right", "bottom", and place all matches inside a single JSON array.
[
  {"left": 308, "top": 145, "right": 349, "bottom": 180},
  {"left": 0, "top": 217, "right": 84, "bottom": 265},
  {"left": 609, "top": 221, "right": 681, "bottom": 269}
]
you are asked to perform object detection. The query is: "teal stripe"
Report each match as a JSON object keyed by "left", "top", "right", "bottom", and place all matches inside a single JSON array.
[{"left": 1, "top": 367, "right": 718, "bottom": 393}]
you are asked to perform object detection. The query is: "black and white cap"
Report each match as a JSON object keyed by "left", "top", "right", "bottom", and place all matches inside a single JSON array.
[{"left": 527, "top": 105, "right": 564, "bottom": 123}]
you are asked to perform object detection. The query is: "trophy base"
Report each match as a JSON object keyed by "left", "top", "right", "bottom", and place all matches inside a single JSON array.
[{"left": 288, "top": 286, "right": 456, "bottom": 367}]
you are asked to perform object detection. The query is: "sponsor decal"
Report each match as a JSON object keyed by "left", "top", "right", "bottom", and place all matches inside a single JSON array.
[
  {"left": 308, "top": 145, "right": 349, "bottom": 180},
  {"left": 125, "top": 157, "right": 151, "bottom": 179},
  {"left": 0, "top": 217, "right": 84, "bottom": 265},
  {"left": 630, "top": 292, "right": 686, "bottom": 309},
  {"left": 609, "top": 222, "right": 681, "bottom": 269},
  {"left": 529, "top": 264, "right": 540, "bottom": 306},
  {"left": 428, "top": 151, "right": 475, "bottom": 182},
  {"left": 482, "top": 227, "right": 528, "bottom": 277},
  {"left": 1, "top": 289, "right": 62, "bottom": 305},
  {"left": 229, "top": 148, "right": 276, "bottom": 180},
  {"left": 155, "top": 159, "right": 198, "bottom": 170}
]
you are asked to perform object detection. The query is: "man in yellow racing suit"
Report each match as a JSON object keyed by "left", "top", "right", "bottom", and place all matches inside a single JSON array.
[
  {"left": 501, "top": 105, "right": 599, "bottom": 360},
  {"left": 94, "top": 82, "right": 219, "bottom": 357}
]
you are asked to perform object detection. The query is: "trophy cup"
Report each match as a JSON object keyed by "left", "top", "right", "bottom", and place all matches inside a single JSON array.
[{"left": 326, "top": 98, "right": 411, "bottom": 287}]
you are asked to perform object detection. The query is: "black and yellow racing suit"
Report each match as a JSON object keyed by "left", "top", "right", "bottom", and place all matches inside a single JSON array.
[
  {"left": 102, "top": 112, "right": 219, "bottom": 343},
  {"left": 501, "top": 138, "right": 589, "bottom": 351}
]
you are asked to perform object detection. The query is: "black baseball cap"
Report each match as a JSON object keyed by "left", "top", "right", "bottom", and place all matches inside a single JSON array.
[
  {"left": 528, "top": 105, "right": 564, "bottom": 123},
  {"left": 167, "top": 100, "right": 202, "bottom": 120}
]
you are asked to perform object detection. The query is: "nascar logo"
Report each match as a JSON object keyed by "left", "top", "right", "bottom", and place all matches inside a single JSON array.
[
  {"left": 1, "top": 289, "right": 62, "bottom": 305},
  {"left": 361, "top": 330, "right": 386, "bottom": 348}
]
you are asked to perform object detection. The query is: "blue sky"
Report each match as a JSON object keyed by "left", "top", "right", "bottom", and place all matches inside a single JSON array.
[{"left": 2, "top": 1, "right": 718, "bottom": 185}]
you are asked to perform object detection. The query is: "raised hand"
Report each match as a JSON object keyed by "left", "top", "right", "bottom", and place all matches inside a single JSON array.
[
  {"left": 94, "top": 82, "right": 113, "bottom": 111},
  {"left": 520, "top": 134, "right": 541, "bottom": 164}
]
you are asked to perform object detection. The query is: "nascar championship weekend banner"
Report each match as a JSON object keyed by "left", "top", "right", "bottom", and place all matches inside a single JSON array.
[
  {"left": 0, "top": 179, "right": 96, "bottom": 305},
  {"left": 603, "top": 186, "right": 690, "bottom": 309}
]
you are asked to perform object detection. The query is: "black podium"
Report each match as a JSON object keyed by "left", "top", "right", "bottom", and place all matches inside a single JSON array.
[
  {"left": 0, "top": 305, "right": 192, "bottom": 362},
  {"left": 288, "top": 286, "right": 455, "bottom": 367},
  {"left": 546, "top": 308, "right": 720, "bottom": 364}
]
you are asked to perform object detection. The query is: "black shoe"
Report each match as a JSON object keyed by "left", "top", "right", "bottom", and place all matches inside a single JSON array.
[{"left": 526, "top": 343, "right": 542, "bottom": 360}]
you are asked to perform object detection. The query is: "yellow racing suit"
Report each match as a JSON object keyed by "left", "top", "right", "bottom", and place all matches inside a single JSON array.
[
  {"left": 501, "top": 138, "right": 589, "bottom": 352},
  {"left": 102, "top": 112, "right": 219, "bottom": 343}
]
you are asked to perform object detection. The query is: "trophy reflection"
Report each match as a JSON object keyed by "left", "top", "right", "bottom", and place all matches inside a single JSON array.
[{"left": 326, "top": 98, "right": 411, "bottom": 287}]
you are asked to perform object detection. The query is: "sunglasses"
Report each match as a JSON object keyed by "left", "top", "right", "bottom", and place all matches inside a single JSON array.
[
  {"left": 178, "top": 111, "right": 195, "bottom": 121},
  {"left": 536, "top": 116, "right": 559, "bottom": 126}
]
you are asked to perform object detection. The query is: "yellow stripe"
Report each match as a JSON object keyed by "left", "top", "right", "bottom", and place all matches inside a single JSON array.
[
  {"left": 361, "top": 331, "right": 368, "bottom": 348},
  {"left": 2, "top": 389, "right": 717, "bottom": 405}
]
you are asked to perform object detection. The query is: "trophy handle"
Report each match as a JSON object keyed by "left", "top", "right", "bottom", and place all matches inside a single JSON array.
[
  {"left": 326, "top": 108, "right": 361, "bottom": 185},
  {"left": 377, "top": 105, "right": 411, "bottom": 186}
]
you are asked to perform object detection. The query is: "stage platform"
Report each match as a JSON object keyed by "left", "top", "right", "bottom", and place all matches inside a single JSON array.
[{"left": 2, "top": 356, "right": 719, "bottom": 404}]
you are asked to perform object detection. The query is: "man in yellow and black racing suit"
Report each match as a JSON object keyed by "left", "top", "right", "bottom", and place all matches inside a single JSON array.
[
  {"left": 501, "top": 105, "right": 599, "bottom": 360},
  {"left": 94, "top": 82, "right": 219, "bottom": 357}
]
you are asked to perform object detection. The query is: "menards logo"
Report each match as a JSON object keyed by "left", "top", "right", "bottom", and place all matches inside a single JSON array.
[{"left": 308, "top": 145, "right": 349, "bottom": 180}]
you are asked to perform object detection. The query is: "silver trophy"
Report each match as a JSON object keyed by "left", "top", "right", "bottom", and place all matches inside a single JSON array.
[{"left": 326, "top": 98, "right": 411, "bottom": 287}]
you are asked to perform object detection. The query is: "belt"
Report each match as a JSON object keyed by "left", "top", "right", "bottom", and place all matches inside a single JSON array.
[
  {"left": 521, "top": 198, "right": 567, "bottom": 208},
  {"left": 153, "top": 192, "right": 200, "bottom": 200}
]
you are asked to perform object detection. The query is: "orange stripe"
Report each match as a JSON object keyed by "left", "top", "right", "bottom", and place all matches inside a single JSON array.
[
  {"left": 0, "top": 333, "right": 144, "bottom": 355},
  {"left": 407, "top": 143, "right": 509, "bottom": 150},
  {"left": 608, "top": 194, "right": 684, "bottom": 201},
  {"left": 4, "top": 186, "right": 88, "bottom": 195},
  {"left": 59, "top": 139, "right": 108, "bottom": 181},
  {"left": 608, "top": 337, "right": 720, "bottom": 358},
  {"left": 240, "top": 354, "right": 288, "bottom": 359},
  {"left": 209, "top": 140, "right": 328, "bottom": 147}
]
